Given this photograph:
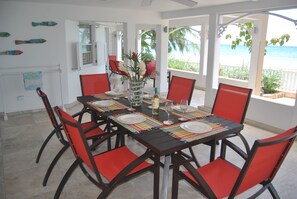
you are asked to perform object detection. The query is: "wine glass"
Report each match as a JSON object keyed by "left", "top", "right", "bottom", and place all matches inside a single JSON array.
[
  {"left": 163, "top": 101, "right": 174, "bottom": 125},
  {"left": 178, "top": 99, "right": 188, "bottom": 121},
  {"left": 127, "top": 90, "right": 135, "bottom": 111}
]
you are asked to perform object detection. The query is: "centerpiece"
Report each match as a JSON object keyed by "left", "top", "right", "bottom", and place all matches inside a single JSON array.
[{"left": 118, "top": 51, "right": 156, "bottom": 107}]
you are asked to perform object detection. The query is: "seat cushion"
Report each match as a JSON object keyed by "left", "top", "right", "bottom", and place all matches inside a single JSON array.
[
  {"left": 81, "top": 122, "right": 105, "bottom": 138},
  {"left": 183, "top": 158, "right": 240, "bottom": 198},
  {"left": 94, "top": 146, "right": 152, "bottom": 181}
]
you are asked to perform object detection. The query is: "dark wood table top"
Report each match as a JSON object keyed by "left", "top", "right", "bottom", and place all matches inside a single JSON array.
[{"left": 77, "top": 95, "right": 244, "bottom": 156}]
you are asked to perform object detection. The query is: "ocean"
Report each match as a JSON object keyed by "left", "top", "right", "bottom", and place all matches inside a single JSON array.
[
  {"left": 220, "top": 44, "right": 297, "bottom": 70},
  {"left": 169, "top": 44, "right": 297, "bottom": 71}
]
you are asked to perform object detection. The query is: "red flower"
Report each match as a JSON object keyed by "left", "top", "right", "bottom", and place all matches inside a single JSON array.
[{"left": 144, "top": 60, "right": 156, "bottom": 78}]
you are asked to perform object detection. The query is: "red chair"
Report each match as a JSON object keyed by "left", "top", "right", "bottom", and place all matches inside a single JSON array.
[
  {"left": 167, "top": 75, "right": 196, "bottom": 105},
  {"left": 54, "top": 107, "right": 159, "bottom": 199},
  {"left": 35, "top": 88, "right": 106, "bottom": 186},
  {"left": 80, "top": 73, "right": 110, "bottom": 96},
  {"left": 172, "top": 127, "right": 297, "bottom": 199},
  {"left": 108, "top": 55, "right": 117, "bottom": 61},
  {"left": 208, "top": 83, "right": 253, "bottom": 161},
  {"left": 146, "top": 60, "right": 171, "bottom": 89}
]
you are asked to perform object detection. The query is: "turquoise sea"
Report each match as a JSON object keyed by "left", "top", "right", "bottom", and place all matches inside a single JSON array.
[
  {"left": 169, "top": 44, "right": 297, "bottom": 71},
  {"left": 220, "top": 45, "right": 297, "bottom": 70}
]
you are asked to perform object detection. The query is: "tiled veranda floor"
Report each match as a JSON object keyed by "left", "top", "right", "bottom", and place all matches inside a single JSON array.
[{"left": 1, "top": 87, "right": 297, "bottom": 199}]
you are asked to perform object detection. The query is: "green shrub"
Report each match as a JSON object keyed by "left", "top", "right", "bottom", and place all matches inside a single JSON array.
[
  {"left": 219, "top": 65, "right": 249, "bottom": 80},
  {"left": 262, "top": 70, "right": 281, "bottom": 94},
  {"left": 168, "top": 59, "right": 198, "bottom": 72}
]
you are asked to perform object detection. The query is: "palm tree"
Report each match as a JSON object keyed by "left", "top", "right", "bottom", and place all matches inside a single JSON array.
[{"left": 141, "top": 27, "right": 200, "bottom": 60}]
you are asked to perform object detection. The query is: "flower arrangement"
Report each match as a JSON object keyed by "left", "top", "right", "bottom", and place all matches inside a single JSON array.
[{"left": 118, "top": 51, "right": 156, "bottom": 83}]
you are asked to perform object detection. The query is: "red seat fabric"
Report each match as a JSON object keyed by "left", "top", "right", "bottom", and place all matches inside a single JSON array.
[
  {"left": 184, "top": 158, "right": 240, "bottom": 198},
  {"left": 80, "top": 73, "right": 110, "bottom": 96},
  {"left": 94, "top": 146, "right": 152, "bottom": 181},
  {"left": 173, "top": 126, "right": 297, "bottom": 199},
  {"left": 81, "top": 121, "right": 105, "bottom": 138},
  {"left": 54, "top": 107, "right": 157, "bottom": 198},
  {"left": 212, "top": 83, "right": 252, "bottom": 124},
  {"left": 167, "top": 75, "right": 196, "bottom": 104},
  {"left": 108, "top": 55, "right": 116, "bottom": 61}
]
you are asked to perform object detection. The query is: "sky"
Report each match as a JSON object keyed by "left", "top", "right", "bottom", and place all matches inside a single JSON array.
[{"left": 221, "top": 8, "right": 297, "bottom": 46}]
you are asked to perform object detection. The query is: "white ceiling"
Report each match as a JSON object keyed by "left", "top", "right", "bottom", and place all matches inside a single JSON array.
[{"left": 0, "top": 0, "right": 255, "bottom": 12}]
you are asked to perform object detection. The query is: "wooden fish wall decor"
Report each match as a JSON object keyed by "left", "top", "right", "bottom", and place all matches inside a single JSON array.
[
  {"left": 0, "top": 50, "right": 23, "bottom": 55},
  {"left": 15, "top": 38, "right": 46, "bottom": 45},
  {"left": 0, "top": 32, "right": 10, "bottom": 37},
  {"left": 32, "top": 21, "right": 58, "bottom": 27}
]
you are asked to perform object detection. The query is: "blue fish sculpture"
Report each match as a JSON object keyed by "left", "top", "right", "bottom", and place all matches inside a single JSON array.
[
  {"left": 32, "top": 21, "right": 58, "bottom": 27},
  {"left": 15, "top": 39, "right": 46, "bottom": 45}
]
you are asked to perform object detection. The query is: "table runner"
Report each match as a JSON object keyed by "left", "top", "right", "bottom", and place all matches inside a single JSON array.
[
  {"left": 161, "top": 119, "right": 229, "bottom": 143},
  {"left": 109, "top": 112, "right": 163, "bottom": 134},
  {"left": 87, "top": 101, "right": 128, "bottom": 112}
]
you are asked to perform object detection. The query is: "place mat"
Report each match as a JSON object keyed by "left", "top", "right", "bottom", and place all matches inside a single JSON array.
[
  {"left": 161, "top": 119, "right": 229, "bottom": 143},
  {"left": 160, "top": 107, "right": 209, "bottom": 120},
  {"left": 109, "top": 112, "right": 163, "bottom": 134},
  {"left": 87, "top": 101, "right": 128, "bottom": 112},
  {"left": 92, "top": 93, "right": 124, "bottom": 100}
]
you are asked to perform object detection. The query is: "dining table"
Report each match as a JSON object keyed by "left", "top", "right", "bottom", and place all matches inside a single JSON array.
[{"left": 77, "top": 93, "right": 244, "bottom": 199}]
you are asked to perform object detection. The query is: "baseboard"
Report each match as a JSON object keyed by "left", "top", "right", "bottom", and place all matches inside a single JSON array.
[{"left": 0, "top": 101, "right": 80, "bottom": 120}]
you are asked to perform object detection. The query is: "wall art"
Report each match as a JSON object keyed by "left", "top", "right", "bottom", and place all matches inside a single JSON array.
[
  {"left": 15, "top": 38, "right": 46, "bottom": 45},
  {"left": 0, "top": 32, "right": 10, "bottom": 37},
  {"left": 32, "top": 21, "right": 57, "bottom": 27},
  {"left": 0, "top": 50, "right": 23, "bottom": 55}
]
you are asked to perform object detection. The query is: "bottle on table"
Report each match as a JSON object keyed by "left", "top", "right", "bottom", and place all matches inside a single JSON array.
[{"left": 152, "top": 87, "right": 160, "bottom": 115}]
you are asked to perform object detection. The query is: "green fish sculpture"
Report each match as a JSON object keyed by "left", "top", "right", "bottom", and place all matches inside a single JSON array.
[
  {"left": 0, "top": 50, "right": 23, "bottom": 55},
  {"left": 15, "top": 38, "right": 46, "bottom": 45},
  {"left": 32, "top": 21, "right": 58, "bottom": 27},
  {"left": 0, "top": 32, "right": 10, "bottom": 37}
]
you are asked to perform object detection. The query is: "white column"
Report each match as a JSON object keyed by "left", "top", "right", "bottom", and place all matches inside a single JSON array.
[
  {"left": 123, "top": 22, "right": 137, "bottom": 54},
  {"left": 155, "top": 24, "right": 169, "bottom": 94},
  {"left": 204, "top": 13, "right": 221, "bottom": 108},
  {"left": 248, "top": 14, "right": 268, "bottom": 95},
  {"left": 198, "top": 23, "right": 208, "bottom": 88}
]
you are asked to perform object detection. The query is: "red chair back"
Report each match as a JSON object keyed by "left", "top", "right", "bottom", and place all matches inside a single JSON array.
[
  {"left": 80, "top": 73, "right": 110, "bottom": 96},
  {"left": 212, "top": 83, "right": 252, "bottom": 124},
  {"left": 55, "top": 107, "right": 95, "bottom": 171},
  {"left": 36, "top": 88, "right": 60, "bottom": 130},
  {"left": 167, "top": 75, "right": 196, "bottom": 105},
  {"left": 145, "top": 60, "right": 156, "bottom": 78},
  {"left": 231, "top": 127, "right": 297, "bottom": 197},
  {"left": 109, "top": 60, "right": 121, "bottom": 73},
  {"left": 108, "top": 55, "right": 117, "bottom": 61}
]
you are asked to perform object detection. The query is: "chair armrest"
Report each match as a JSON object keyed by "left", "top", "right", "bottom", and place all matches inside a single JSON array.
[
  {"left": 89, "top": 129, "right": 121, "bottom": 150},
  {"left": 171, "top": 152, "right": 216, "bottom": 198},
  {"left": 220, "top": 139, "right": 248, "bottom": 160}
]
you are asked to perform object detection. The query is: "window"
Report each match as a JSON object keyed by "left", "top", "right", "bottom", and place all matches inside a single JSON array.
[{"left": 78, "top": 24, "right": 96, "bottom": 66}]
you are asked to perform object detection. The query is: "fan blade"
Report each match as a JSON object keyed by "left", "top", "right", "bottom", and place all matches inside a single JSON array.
[
  {"left": 171, "top": 0, "right": 197, "bottom": 7},
  {"left": 141, "top": 0, "right": 153, "bottom": 7}
]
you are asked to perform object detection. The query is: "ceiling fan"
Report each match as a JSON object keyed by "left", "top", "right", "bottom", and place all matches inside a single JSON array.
[{"left": 141, "top": 0, "right": 198, "bottom": 7}]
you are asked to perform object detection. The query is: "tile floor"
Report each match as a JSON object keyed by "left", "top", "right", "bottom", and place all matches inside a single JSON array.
[{"left": 1, "top": 87, "right": 297, "bottom": 199}]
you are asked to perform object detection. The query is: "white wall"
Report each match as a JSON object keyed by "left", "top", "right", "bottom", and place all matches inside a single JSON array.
[{"left": 0, "top": 1, "right": 164, "bottom": 114}]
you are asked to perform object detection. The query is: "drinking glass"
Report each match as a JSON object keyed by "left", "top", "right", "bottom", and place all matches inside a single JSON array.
[
  {"left": 163, "top": 101, "right": 174, "bottom": 125},
  {"left": 127, "top": 90, "right": 135, "bottom": 111},
  {"left": 178, "top": 99, "right": 188, "bottom": 121}
]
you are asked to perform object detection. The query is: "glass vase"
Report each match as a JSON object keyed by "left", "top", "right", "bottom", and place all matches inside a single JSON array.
[{"left": 129, "top": 80, "right": 144, "bottom": 107}]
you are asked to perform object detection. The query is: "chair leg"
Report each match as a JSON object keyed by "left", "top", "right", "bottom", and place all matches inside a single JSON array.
[
  {"left": 36, "top": 129, "right": 56, "bottom": 163},
  {"left": 188, "top": 147, "right": 200, "bottom": 168},
  {"left": 54, "top": 160, "right": 80, "bottom": 199},
  {"left": 43, "top": 144, "right": 69, "bottom": 186},
  {"left": 268, "top": 184, "right": 280, "bottom": 199}
]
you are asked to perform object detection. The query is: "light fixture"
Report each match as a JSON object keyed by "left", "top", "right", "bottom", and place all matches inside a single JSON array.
[{"left": 171, "top": 0, "right": 198, "bottom": 7}]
